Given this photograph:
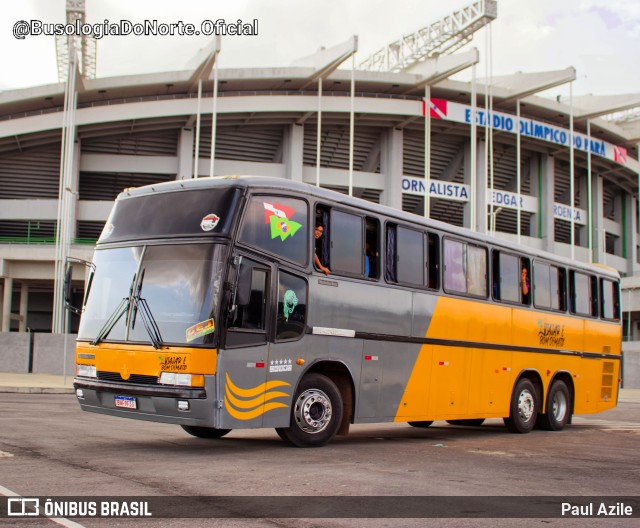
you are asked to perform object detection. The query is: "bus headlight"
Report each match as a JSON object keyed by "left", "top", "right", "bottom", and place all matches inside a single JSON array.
[
  {"left": 158, "top": 373, "right": 204, "bottom": 387},
  {"left": 76, "top": 364, "right": 97, "bottom": 378}
]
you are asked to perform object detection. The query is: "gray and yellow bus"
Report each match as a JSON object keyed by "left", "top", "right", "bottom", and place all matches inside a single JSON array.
[{"left": 71, "top": 175, "right": 622, "bottom": 447}]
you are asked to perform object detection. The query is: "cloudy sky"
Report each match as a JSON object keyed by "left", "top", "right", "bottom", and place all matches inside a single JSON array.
[{"left": 1, "top": 0, "right": 639, "bottom": 99}]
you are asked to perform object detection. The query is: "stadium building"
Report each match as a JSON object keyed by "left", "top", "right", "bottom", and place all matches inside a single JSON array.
[{"left": 1, "top": 0, "right": 640, "bottom": 385}]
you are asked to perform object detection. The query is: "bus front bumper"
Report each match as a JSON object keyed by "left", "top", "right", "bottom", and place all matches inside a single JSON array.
[{"left": 73, "top": 377, "right": 216, "bottom": 426}]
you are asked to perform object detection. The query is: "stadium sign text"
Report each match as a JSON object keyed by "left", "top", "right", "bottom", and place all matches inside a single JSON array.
[
  {"left": 425, "top": 99, "right": 633, "bottom": 170},
  {"left": 402, "top": 177, "right": 469, "bottom": 202}
]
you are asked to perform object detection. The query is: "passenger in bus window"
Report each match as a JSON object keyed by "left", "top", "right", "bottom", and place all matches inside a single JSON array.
[
  {"left": 314, "top": 225, "right": 331, "bottom": 276},
  {"left": 521, "top": 265, "right": 530, "bottom": 305},
  {"left": 365, "top": 242, "right": 376, "bottom": 278}
]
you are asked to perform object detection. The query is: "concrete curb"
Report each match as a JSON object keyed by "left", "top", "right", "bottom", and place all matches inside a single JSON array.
[{"left": 0, "top": 387, "right": 75, "bottom": 395}]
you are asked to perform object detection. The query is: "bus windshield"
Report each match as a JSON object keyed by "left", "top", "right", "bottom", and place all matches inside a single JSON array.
[{"left": 78, "top": 243, "right": 226, "bottom": 346}]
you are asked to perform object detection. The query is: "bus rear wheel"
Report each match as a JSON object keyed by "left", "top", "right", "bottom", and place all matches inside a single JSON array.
[
  {"left": 446, "top": 419, "right": 485, "bottom": 426},
  {"left": 276, "top": 373, "right": 343, "bottom": 448},
  {"left": 504, "top": 378, "right": 538, "bottom": 434},
  {"left": 537, "top": 380, "right": 571, "bottom": 431},
  {"left": 181, "top": 425, "right": 232, "bottom": 439}
]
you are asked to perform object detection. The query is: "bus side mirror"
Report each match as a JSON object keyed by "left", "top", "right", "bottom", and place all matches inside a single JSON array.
[
  {"left": 64, "top": 257, "right": 94, "bottom": 315},
  {"left": 63, "top": 261, "right": 74, "bottom": 308}
]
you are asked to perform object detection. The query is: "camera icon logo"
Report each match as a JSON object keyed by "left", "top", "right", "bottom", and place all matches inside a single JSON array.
[{"left": 7, "top": 498, "right": 40, "bottom": 516}]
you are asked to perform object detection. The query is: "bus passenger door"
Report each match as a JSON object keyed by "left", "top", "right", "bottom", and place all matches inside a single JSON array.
[
  {"left": 262, "top": 268, "right": 309, "bottom": 428},
  {"left": 218, "top": 256, "right": 272, "bottom": 429}
]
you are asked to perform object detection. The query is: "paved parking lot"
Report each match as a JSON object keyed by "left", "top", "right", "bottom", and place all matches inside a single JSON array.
[{"left": 0, "top": 391, "right": 638, "bottom": 527}]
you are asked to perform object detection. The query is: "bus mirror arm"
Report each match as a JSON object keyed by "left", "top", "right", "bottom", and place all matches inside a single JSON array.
[
  {"left": 227, "top": 257, "right": 252, "bottom": 322},
  {"left": 227, "top": 256, "right": 244, "bottom": 322}
]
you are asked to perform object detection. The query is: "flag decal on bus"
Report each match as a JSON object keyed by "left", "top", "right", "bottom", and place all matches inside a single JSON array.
[
  {"left": 263, "top": 202, "right": 302, "bottom": 241},
  {"left": 224, "top": 373, "right": 291, "bottom": 421}
]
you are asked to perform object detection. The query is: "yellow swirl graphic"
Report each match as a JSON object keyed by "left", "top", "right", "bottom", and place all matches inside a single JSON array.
[
  {"left": 224, "top": 373, "right": 291, "bottom": 421},
  {"left": 225, "top": 373, "right": 290, "bottom": 397}
]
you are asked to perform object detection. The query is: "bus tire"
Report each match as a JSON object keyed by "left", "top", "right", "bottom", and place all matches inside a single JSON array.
[
  {"left": 408, "top": 421, "right": 434, "bottom": 428},
  {"left": 537, "top": 380, "right": 571, "bottom": 431},
  {"left": 503, "top": 378, "right": 538, "bottom": 434},
  {"left": 180, "top": 425, "right": 231, "bottom": 439},
  {"left": 276, "top": 373, "right": 343, "bottom": 448},
  {"left": 446, "top": 419, "right": 485, "bottom": 426}
]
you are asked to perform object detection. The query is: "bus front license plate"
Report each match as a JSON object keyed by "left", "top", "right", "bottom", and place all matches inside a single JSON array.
[{"left": 114, "top": 396, "right": 137, "bottom": 409}]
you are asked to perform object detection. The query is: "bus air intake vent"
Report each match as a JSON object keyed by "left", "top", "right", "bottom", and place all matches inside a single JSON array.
[{"left": 601, "top": 362, "right": 614, "bottom": 401}]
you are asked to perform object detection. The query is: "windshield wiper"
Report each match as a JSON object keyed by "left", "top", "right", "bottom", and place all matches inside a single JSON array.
[
  {"left": 130, "top": 267, "right": 164, "bottom": 350},
  {"left": 91, "top": 273, "right": 136, "bottom": 346},
  {"left": 90, "top": 270, "right": 164, "bottom": 349},
  {"left": 91, "top": 297, "right": 130, "bottom": 346},
  {"left": 130, "top": 268, "right": 144, "bottom": 330},
  {"left": 131, "top": 295, "right": 163, "bottom": 350}
]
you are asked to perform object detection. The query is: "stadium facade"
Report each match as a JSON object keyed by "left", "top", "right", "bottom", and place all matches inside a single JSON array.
[{"left": 1, "top": 36, "right": 640, "bottom": 385}]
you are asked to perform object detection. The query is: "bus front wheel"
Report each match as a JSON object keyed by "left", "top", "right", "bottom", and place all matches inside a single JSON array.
[
  {"left": 537, "top": 380, "right": 571, "bottom": 431},
  {"left": 276, "top": 373, "right": 343, "bottom": 448},
  {"left": 504, "top": 378, "right": 538, "bottom": 434},
  {"left": 181, "top": 425, "right": 232, "bottom": 439},
  {"left": 408, "top": 421, "right": 434, "bottom": 428}
]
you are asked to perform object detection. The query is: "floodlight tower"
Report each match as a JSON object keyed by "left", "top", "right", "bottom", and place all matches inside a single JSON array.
[
  {"left": 359, "top": 0, "right": 497, "bottom": 72},
  {"left": 55, "top": 0, "right": 97, "bottom": 81}
]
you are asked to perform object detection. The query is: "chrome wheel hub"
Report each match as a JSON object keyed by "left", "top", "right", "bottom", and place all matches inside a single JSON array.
[
  {"left": 294, "top": 389, "right": 332, "bottom": 434},
  {"left": 552, "top": 390, "right": 567, "bottom": 421},
  {"left": 517, "top": 390, "right": 535, "bottom": 422}
]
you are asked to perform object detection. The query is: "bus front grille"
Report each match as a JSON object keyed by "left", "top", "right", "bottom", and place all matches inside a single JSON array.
[{"left": 97, "top": 371, "right": 159, "bottom": 385}]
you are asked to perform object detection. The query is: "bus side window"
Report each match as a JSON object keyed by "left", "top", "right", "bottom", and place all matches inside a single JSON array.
[
  {"left": 239, "top": 195, "right": 308, "bottom": 266},
  {"left": 330, "top": 209, "right": 362, "bottom": 275},
  {"left": 600, "top": 278, "right": 620, "bottom": 320},
  {"left": 427, "top": 233, "right": 439, "bottom": 289},
  {"left": 443, "top": 239, "right": 487, "bottom": 297},
  {"left": 590, "top": 275, "right": 599, "bottom": 317},
  {"left": 570, "top": 270, "right": 593, "bottom": 316},
  {"left": 497, "top": 252, "right": 519, "bottom": 303},
  {"left": 276, "top": 271, "right": 307, "bottom": 341},
  {"left": 520, "top": 258, "right": 531, "bottom": 306},
  {"left": 385, "top": 224, "right": 397, "bottom": 283},
  {"left": 397, "top": 226, "right": 424, "bottom": 286},
  {"left": 532, "top": 261, "right": 565, "bottom": 312},
  {"left": 365, "top": 217, "right": 379, "bottom": 279},
  {"left": 467, "top": 244, "right": 487, "bottom": 297},
  {"left": 491, "top": 250, "right": 500, "bottom": 300},
  {"left": 231, "top": 266, "right": 268, "bottom": 331},
  {"left": 443, "top": 239, "right": 465, "bottom": 293},
  {"left": 315, "top": 206, "right": 330, "bottom": 272},
  {"left": 553, "top": 266, "right": 567, "bottom": 311},
  {"left": 533, "top": 261, "right": 551, "bottom": 309}
]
